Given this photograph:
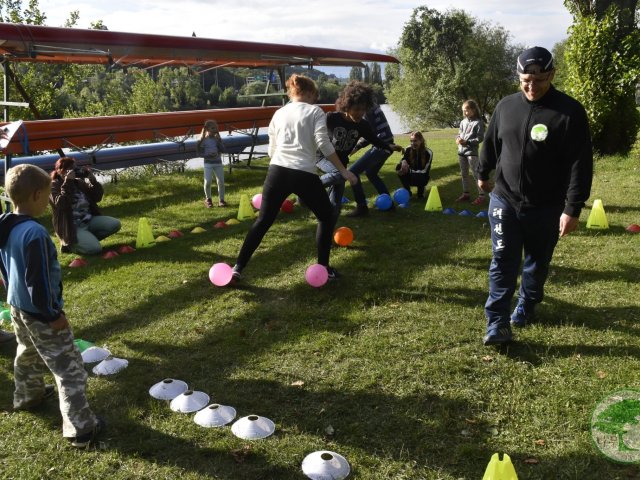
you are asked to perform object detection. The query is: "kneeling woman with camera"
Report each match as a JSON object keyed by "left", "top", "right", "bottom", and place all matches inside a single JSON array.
[{"left": 50, "top": 156, "right": 121, "bottom": 255}]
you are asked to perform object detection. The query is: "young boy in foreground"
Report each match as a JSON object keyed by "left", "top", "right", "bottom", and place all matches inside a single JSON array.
[{"left": 0, "top": 164, "right": 103, "bottom": 448}]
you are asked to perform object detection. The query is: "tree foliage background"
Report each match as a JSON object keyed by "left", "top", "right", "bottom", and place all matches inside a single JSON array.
[
  {"left": 387, "top": 6, "right": 520, "bottom": 129},
  {"left": 564, "top": 0, "right": 640, "bottom": 154}
]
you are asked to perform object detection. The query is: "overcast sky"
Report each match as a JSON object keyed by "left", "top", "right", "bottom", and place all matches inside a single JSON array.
[{"left": 38, "top": 0, "right": 572, "bottom": 67}]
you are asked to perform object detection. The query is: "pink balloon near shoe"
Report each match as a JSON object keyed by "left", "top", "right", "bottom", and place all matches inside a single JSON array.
[
  {"left": 209, "top": 262, "right": 233, "bottom": 287},
  {"left": 305, "top": 264, "right": 328, "bottom": 288}
]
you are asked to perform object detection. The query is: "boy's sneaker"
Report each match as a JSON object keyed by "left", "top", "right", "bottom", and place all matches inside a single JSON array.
[
  {"left": 456, "top": 193, "right": 471, "bottom": 202},
  {"left": 0, "top": 329, "right": 15, "bottom": 344},
  {"left": 218, "top": 200, "right": 227, "bottom": 207},
  {"left": 471, "top": 196, "right": 485, "bottom": 205},
  {"left": 205, "top": 198, "right": 213, "bottom": 208},
  {"left": 511, "top": 300, "right": 534, "bottom": 328},
  {"left": 326, "top": 266, "right": 341, "bottom": 280},
  {"left": 346, "top": 205, "right": 369, "bottom": 217},
  {"left": 60, "top": 244, "right": 72, "bottom": 254},
  {"left": 483, "top": 326, "right": 513, "bottom": 346},
  {"left": 68, "top": 417, "right": 105, "bottom": 449},
  {"left": 14, "top": 384, "right": 56, "bottom": 411}
]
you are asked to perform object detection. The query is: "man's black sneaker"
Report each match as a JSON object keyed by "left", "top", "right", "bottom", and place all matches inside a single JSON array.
[
  {"left": 68, "top": 417, "right": 105, "bottom": 449},
  {"left": 327, "top": 267, "right": 341, "bottom": 280},
  {"left": 346, "top": 205, "right": 369, "bottom": 217},
  {"left": 14, "top": 384, "right": 56, "bottom": 411}
]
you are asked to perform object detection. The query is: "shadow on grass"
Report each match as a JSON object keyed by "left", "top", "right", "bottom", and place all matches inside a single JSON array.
[{"left": 83, "top": 352, "right": 497, "bottom": 479}]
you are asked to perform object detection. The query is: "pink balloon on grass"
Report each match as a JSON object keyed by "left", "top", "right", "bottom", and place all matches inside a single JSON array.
[
  {"left": 209, "top": 263, "right": 233, "bottom": 287},
  {"left": 251, "top": 193, "right": 262, "bottom": 210},
  {"left": 305, "top": 264, "right": 328, "bottom": 288}
]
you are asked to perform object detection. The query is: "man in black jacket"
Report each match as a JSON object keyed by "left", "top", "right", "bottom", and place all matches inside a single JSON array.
[{"left": 478, "top": 46, "right": 593, "bottom": 346}]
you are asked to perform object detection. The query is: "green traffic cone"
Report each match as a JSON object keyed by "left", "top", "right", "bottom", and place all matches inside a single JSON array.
[
  {"left": 586, "top": 199, "right": 609, "bottom": 230},
  {"left": 425, "top": 186, "right": 442, "bottom": 212},
  {"left": 237, "top": 194, "right": 255, "bottom": 221},
  {"left": 136, "top": 217, "right": 156, "bottom": 248}
]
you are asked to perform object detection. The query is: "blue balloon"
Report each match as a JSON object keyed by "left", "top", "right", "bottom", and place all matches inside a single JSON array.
[
  {"left": 459, "top": 209, "right": 473, "bottom": 216},
  {"left": 476, "top": 210, "right": 488, "bottom": 218},
  {"left": 375, "top": 193, "right": 393, "bottom": 210},
  {"left": 443, "top": 207, "right": 457, "bottom": 215},
  {"left": 393, "top": 188, "right": 410, "bottom": 205}
]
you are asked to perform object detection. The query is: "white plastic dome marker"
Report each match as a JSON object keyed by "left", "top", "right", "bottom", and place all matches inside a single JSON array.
[
  {"left": 92, "top": 355, "right": 128, "bottom": 375},
  {"left": 81, "top": 346, "right": 111, "bottom": 364},
  {"left": 169, "top": 390, "right": 209, "bottom": 413},
  {"left": 231, "top": 414, "right": 275, "bottom": 439},
  {"left": 149, "top": 378, "right": 188, "bottom": 401},
  {"left": 193, "top": 403, "right": 237, "bottom": 427},
  {"left": 302, "top": 450, "right": 351, "bottom": 480}
]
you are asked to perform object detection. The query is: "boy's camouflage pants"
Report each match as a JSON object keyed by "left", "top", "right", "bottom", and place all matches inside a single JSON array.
[{"left": 11, "top": 307, "right": 97, "bottom": 438}]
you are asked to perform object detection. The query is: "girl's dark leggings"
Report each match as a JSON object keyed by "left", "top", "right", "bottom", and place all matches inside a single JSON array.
[{"left": 235, "top": 164, "right": 335, "bottom": 271}]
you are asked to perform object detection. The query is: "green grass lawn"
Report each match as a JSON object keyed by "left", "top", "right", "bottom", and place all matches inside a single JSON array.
[{"left": 1, "top": 131, "right": 639, "bottom": 479}]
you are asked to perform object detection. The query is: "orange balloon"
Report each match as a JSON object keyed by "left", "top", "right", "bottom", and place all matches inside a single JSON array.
[{"left": 333, "top": 226, "right": 354, "bottom": 246}]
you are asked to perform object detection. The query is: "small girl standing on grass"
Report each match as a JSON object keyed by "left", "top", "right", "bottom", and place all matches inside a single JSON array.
[
  {"left": 455, "top": 99, "right": 485, "bottom": 205},
  {"left": 197, "top": 120, "right": 226, "bottom": 207}
]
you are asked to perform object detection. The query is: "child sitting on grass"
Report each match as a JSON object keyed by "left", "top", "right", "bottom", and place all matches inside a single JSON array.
[
  {"left": 0, "top": 164, "right": 104, "bottom": 448},
  {"left": 396, "top": 131, "right": 433, "bottom": 198}
]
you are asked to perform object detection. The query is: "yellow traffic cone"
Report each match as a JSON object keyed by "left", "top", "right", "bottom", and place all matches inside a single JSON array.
[
  {"left": 586, "top": 199, "right": 609, "bottom": 229},
  {"left": 135, "top": 217, "right": 156, "bottom": 248},
  {"left": 482, "top": 453, "right": 518, "bottom": 480},
  {"left": 425, "top": 186, "right": 442, "bottom": 212},
  {"left": 237, "top": 194, "right": 255, "bottom": 221}
]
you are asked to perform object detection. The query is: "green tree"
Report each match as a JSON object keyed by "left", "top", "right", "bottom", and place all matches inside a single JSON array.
[
  {"left": 384, "top": 60, "right": 399, "bottom": 91},
  {"left": 219, "top": 87, "right": 237, "bottom": 107},
  {"left": 349, "top": 67, "right": 363, "bottom": 82},
  {"left": 317, "top": 78, "right": 341, "bottom": 104},
  {"left": 363, "top": 64, "right": 371, "bottom": 83},
  {"left": 387, "top": 6, "right": 519, "bottom": 129},
  {"left": 594, "top": 399, "right": 640, "bottom": 452},
  {"left": 130, "top": 69, "right": 169, "bottom": 113},
  {"left": 370, "top": 62, "right": 383, "bottom": 86},
  {"left": 551, "top": 40, "right": 568, "bottom": 92},
  {"left": 208, "top": 85, "right": 222, "bottom": 106},
  {"left": 564, "top": 0, "right": 640, "bottom": 154}
]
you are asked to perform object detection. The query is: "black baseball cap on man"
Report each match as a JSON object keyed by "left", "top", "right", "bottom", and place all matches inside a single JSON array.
[{"left": 517, "top": 46, "right": 554, "bottom": 74}]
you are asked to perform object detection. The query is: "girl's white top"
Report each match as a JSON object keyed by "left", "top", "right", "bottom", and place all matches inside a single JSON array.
[{"left": 268, "top": 101, "right": 336, "bottom": 174}]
